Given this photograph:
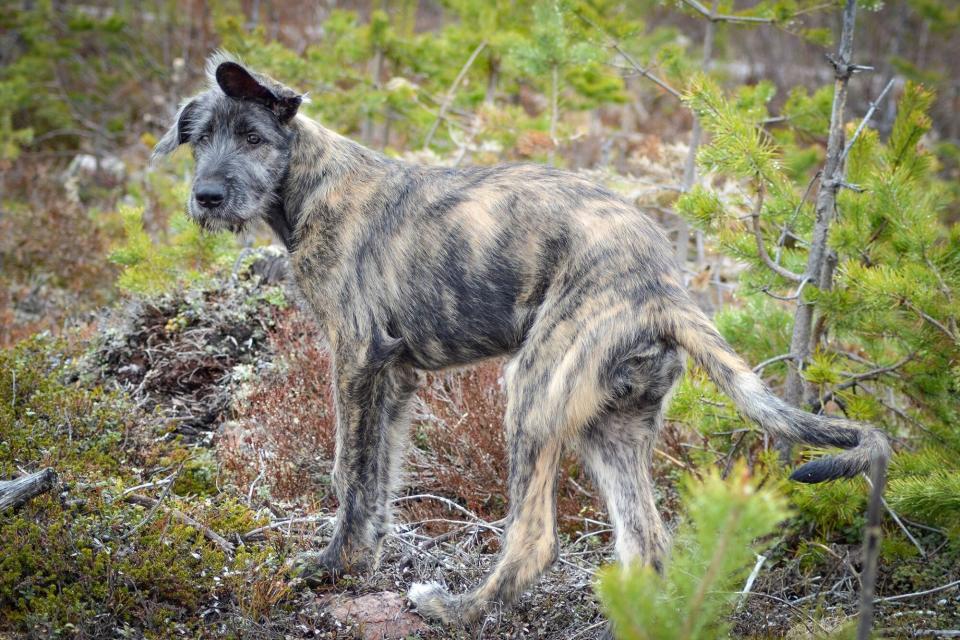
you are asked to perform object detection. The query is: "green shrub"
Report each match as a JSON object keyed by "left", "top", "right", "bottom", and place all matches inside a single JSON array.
[{"left": 597, "top": 466, "right": 789, "bottom": 640}]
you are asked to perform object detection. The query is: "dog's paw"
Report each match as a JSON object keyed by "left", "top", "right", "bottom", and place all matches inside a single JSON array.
[
  {"left": 408, "top": 581, "right": 458, "bottom": 623},
  {"left": 287, "top": 550, "right": 345, "bottom": 587}
]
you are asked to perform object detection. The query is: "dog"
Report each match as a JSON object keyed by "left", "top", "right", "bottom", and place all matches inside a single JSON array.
[{"left": 154, "top": 52, "right": 890, "bottom": 626}]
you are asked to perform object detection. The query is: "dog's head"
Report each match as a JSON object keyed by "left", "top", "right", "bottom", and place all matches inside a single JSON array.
[{"left": 153, "top": 53, "right": 305, "bottom": 233}]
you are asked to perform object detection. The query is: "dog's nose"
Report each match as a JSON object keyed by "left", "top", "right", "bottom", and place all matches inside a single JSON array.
[{"left": 195, "top": 182, "right": 225, "bottom": 209}]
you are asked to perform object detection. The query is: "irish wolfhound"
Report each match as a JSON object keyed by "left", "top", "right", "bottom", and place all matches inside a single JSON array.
[{"left": 154, "top": 53, "right": 890, "bottom": 626}]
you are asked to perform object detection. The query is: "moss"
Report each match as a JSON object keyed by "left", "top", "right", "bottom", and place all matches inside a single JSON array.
[
  {"left": 0, "top": 335, "right": 131, "bottom": 480},
  {"left": 0, "top": 333, "right": 277, "bottom": 638}
]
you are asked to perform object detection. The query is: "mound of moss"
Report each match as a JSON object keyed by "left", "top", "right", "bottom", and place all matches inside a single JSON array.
[{"left": 0, "top": 249, "right": 314, "bottom": 638}]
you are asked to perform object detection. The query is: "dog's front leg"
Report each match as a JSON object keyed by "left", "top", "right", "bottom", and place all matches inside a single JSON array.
[{"left": 291, "top": 337, "right": 417, "bottom": 584}]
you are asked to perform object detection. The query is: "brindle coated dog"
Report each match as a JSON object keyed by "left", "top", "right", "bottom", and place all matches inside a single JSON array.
[{"left": 154, "top": 53, "right": 890, "bottom": 626}]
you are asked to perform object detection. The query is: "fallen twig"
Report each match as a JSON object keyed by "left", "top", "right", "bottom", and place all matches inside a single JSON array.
[
  {"left": 241, "top": 515, "right": 334, "bottom": 542},
  {"left": 874, "top": 579, "right": 960, "bottom": 604},
  {"left": 737, "top": 554, "right": 767, "bottom": 611},
  {"left": 124, "top": 493, "right": 235, "bottom": 556},
  {"left": 392, "top": 493, "right": 482, "bottom": 521}
]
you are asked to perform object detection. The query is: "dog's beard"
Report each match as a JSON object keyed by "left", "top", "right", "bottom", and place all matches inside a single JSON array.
[{"left": 188, "top": 195, "right": 266, "bottom": 235}]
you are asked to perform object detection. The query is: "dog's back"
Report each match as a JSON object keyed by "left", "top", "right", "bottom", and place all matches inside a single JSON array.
[{"left": 298, "top": 159, "right": 679, "bottom": 370}]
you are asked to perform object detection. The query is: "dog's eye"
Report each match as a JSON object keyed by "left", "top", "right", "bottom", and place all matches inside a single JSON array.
[
  {"left": 246, "top": 133, "right": 262, "bottom": 145},
  {"left": 197, "top": 134, "right": 210, "bottom": 144}
]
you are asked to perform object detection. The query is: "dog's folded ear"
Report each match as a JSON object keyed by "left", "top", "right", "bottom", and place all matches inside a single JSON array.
[
  {"left": 152, "top": 96, "right": 201, "bottom": 160},
  {"left": 215, "top": 61, "right": 302, "bottom": 123}
]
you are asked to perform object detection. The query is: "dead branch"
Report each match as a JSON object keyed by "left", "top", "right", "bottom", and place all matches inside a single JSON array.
[
  {"left": 752, "top": 353, "right": 795, "bottom": 374},
  {"left": 839, "top": 78, "right": 896, "bottom": 164},
  {"left": 422, "top": 40, "right": 487, "bottom": 149},
  {"left": 576, "top": 12, "right": 682, "bottom": 100},
  {"left": 0, "top": 468, "right": 58, "bottom": 512},
  {"left": 751, "top": 184, "right": 805, "bottom": 283},
  {"left": 680, "top": 0, "right": 774, "bottom": 24},
  {"left": 124, "top": 493, "right": 235, "bottom": 556}
]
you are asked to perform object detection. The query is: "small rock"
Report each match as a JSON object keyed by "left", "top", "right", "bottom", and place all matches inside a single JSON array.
[{"left": 327, "top": 591, "right": 428, "bottom": 640}]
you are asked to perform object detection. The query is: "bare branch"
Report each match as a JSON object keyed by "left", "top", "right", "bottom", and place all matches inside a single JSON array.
[
  {"left": 679, "top": 0, "right": 774, "bottom": 24},
  {"left": 575, "top": 12, "right": 682, "bottom": 100},
  {"left": 751, "top": 185, "right": 805, "bottom": 282},
  {"left": 839, "top": 77, "right": 896, "bottom": 165},
  {"left": 752, "top": 353, "right": 795, "bottom": 374},
  {"left": 902, "top": 299, "right": 958, "bottom": 341},
  {"left": 422, "top": 40, "right": 487, "bottom": 149}
]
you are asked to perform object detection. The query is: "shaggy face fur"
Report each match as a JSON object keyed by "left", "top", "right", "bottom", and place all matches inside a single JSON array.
[{"left": 155, "top": 54, "right": 891, "bottom": 628}]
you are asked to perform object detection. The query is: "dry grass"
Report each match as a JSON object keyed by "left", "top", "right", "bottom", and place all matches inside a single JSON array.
[
  {"left": 219, "top": 307, "right": 609, "bottom": 536},
  {"left": 221, "top": 310, "right": 337, "bottom": 504},
  {"left": 0, "top": 162, "right": 119, "bottom": 347}
]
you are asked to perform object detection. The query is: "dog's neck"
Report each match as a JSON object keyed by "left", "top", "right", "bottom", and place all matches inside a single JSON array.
[{"left": 272, "top": 115, "right": 393, "bottom": 252}]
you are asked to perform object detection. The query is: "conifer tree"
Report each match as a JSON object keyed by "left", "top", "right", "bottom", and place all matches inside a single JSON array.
[{"left": 506, "top": 1, "right": 607, "bottom": 164}]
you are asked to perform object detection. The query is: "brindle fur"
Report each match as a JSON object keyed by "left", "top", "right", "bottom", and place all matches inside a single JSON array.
[{"left": 155, "top": 54, "right": 891, "bottom": 626}]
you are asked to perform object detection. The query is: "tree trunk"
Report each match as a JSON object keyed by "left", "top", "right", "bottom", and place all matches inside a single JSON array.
[
  {"left": 362, "top": 48, "right": 384, "bottom": 146},
  {"left": 485, "top": 56, "right": 499, "bottom": 105},
  {"left": 548, "top": 63, "right": 559, "bottom": 166},
  {"left": 680, "top": 0, "right": 718, "bottom": 271},
  {"left": 0, "top": 468, "right": 58, "bottom": 512},
  {"left": 784, "top": 0, "right": 858, "bottom": 414}
]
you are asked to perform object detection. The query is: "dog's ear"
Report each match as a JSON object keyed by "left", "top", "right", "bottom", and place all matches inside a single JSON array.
[
  {"left": 215, "top": 61, "right": 302, "bottom": 123},
  {"left": 153, "top": 96, "right": 202, "bottom": 160}
]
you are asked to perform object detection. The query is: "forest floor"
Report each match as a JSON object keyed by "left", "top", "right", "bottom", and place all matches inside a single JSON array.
[{"left": 2, "top": 247, "right": 957, "bottom": 639}]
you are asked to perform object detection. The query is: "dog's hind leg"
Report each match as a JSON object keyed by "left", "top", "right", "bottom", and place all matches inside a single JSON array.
[
  {"left": 578, "top": 405, "right": 669, "bottom": 569},
  {"left": 577, "top": 343, "right": 683, "bottom": 569},
  {"left": 409, "top": 319, "right": 614, "bottom": 624}
]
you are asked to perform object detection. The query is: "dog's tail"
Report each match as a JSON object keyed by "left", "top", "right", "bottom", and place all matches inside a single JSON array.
[{"left": 664, "top": 302, "right": 890, "bottom": 483}]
